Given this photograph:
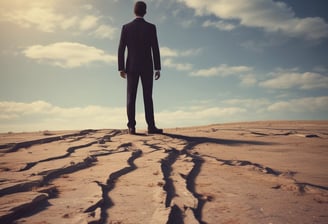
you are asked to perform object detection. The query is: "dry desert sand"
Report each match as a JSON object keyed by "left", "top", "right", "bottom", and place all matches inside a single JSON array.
[{"left": 0, "top": 121, "right": 327, "bottom": 224}]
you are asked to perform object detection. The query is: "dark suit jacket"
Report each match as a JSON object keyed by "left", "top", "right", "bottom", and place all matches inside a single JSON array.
[{"left": 118, "top": 18, "right": 161, "bottom": 74}]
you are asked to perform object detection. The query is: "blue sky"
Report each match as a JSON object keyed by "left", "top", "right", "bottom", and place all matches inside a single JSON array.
[{"left": 0, "top": 0, "right": 328, "bottom": 132}]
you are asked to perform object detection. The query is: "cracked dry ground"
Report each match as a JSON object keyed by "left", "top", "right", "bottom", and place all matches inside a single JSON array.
[{"left": 0, "top": 121, "right": 327, "bottom": 224}]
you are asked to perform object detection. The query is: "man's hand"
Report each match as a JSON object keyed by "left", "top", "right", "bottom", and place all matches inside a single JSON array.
[
  {"left": 155, "top": 71, "right": 160, "bottom": 80},
  {"left": 120, "top": 71, "right": 127, "bottom": 79}
]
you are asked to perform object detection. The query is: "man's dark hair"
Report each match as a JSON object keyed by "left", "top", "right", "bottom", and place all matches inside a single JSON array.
[{"left": 134, "top": 1, "right": 147, "bottom": 17}]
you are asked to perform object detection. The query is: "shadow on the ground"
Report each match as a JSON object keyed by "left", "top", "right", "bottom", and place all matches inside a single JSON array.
[{"left": 162, "top": 132, "right": 275, "bottom": 150}]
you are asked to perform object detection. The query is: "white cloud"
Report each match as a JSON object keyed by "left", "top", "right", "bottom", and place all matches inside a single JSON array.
[
  {"left": 0, "top": 5, "right": 71, "bottom": 32},
  {"left": 79, "top": 15, "right": 99, "bottom": 31},
  {"left": 160, "top": 46, "right": 201, "bottom": 71},
  {"left": 160, "top": 46, "right": 202, "bottom": 57},
  {"left": 61, "top": 16, "right": 79, "bottom": 30},
  {"left": 191, "top": 64, "right": 253, "bottom": 77},
  {"left": 224, "top": 98, "right": 270, "bottom": 109},
  {"left": 0, "top": 101, "right": 52, "bottom": 116},
  {"left": 1, "top": 98, "right": 327, "bottom": 132},
  {"left": 23, "top": 42, "right": 116, "bottom": 68},
  {"left": 163, "top": 58, "right": 193, "bottom": 71},
  {"left": 267, "top": 96, "right": 328, "bottom": 112},
  {"left": 0, "top": 101, "right": 126, "bottom": 132},
  {"left": 156, "top": 106, "right": 247, "bottom": 127},
  {"left": 177, "top": 0, "right": 328, "bottom": 40},
  {"left": 0, "top": 100, "right": 247, "bottom": 132},
  {"left": 240, "top": 74, "right": 257, "bottom": 86},
  {"left": 223, "top": 98, "right": 271, "bottom": 115},
  {"left": 203, "top": 20, "right": 236, "bottom": 31},
  {"left": 259, "top": 72, "right": 328, "bottom": 90},
  {"left": 313, "top": 66, "right": 328, "bottom": 73},
  {"left": 92, "top": 24, "right": 117, "bottom": 40},
  {"left": 82, "top": 4, "right": 94, "bottom": 11},
  {"left": 180, "top": 19, "right": 195, "bottom": 28},
  {"left": 180, "top": 48, "right": 202, "bottom": 57},
  {"left": 160, "top": 47, "right": 179, "bottom": 57},
  {"left": 0, "top": 1, "right": 117, "bottom": 39},
  {"left": 241, "top": 39, "right": 280, "bottom": 53}
]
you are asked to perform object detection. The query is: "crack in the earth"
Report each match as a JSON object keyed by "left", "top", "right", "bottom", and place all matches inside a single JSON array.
[
  {"left": 1, "top": 129, "right": 98, "bottom": 153},
  {"left": 0, "top": 185, "right": 60, "bottom": 223},
  {"left": 19, "top": 130, "right": 122, "bottom": 172},
  {"left": 19, "top": 141, "right": 98, "bottom": 172},
  {"left": 0, "top": 193, "right": 50, "bottom": 223},
  {"left": 86, "top": 149, "right": 142, "bottom": 224},
  {"left": 166, "top": 204, "right": 184, "bottom": 224},
  {"left": 201, "top": 154, "right": 283, "bottom": 176},
  {"left": 159, "top": 142, "right": 207, "bottom": 223},
  {"left": 184, "top": 153, "right": 206, "bottom": 224},
  {"left": 0, "top": 156, "right": 98, "bottom": 197},
  {"left": 273, "top": 182, "right": 328, "bottom": 193},
  {"left": 0, "top": 156, "right": 99, "bottom": 223},
  {"left": 0, "top": 131, "right": 123, "bottom": 197},
  {"left": 0, "top": 140, "right": 137, "bottom": 223},
  {"left": 295, "top": 182, "right": 328, "bottom": 191},
  {"left": 161, "top": 149, "right": 180, "bottom": 208}
]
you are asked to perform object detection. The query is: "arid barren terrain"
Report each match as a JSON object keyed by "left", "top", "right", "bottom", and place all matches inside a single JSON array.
[{"left": 0, "top": 121, "right": 327, "bottom": 224}]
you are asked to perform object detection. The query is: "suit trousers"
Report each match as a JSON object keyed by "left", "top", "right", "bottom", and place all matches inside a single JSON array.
[{"left": 126, "top": 72, "right": 155, "bottom": 128}]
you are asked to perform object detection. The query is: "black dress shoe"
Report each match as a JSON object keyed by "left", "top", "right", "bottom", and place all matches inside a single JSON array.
[
  {"left": 128, "top": 128, "right": 136, "bottom": 135},
  {"left": 148, "top": 127, "right": 163, "bottom": 134}
]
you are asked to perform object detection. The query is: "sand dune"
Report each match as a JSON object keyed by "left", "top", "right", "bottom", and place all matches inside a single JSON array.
[{"left": 0, "top": 121, "right": 327, "bottom": 224}]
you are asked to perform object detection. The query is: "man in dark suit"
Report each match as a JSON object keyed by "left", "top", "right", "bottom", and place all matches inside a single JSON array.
[{"left": 118, "top": 1, "right": 163, "bottom": 134}]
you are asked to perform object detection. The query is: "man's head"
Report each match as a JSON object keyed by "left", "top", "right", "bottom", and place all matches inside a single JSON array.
[{"left": 134, "top": 1, "right": 147, "bottom": 17}]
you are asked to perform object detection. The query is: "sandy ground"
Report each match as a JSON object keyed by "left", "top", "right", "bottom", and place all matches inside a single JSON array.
[{"left": 0, "top": 121, "right": 327, "bottom": 224}]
